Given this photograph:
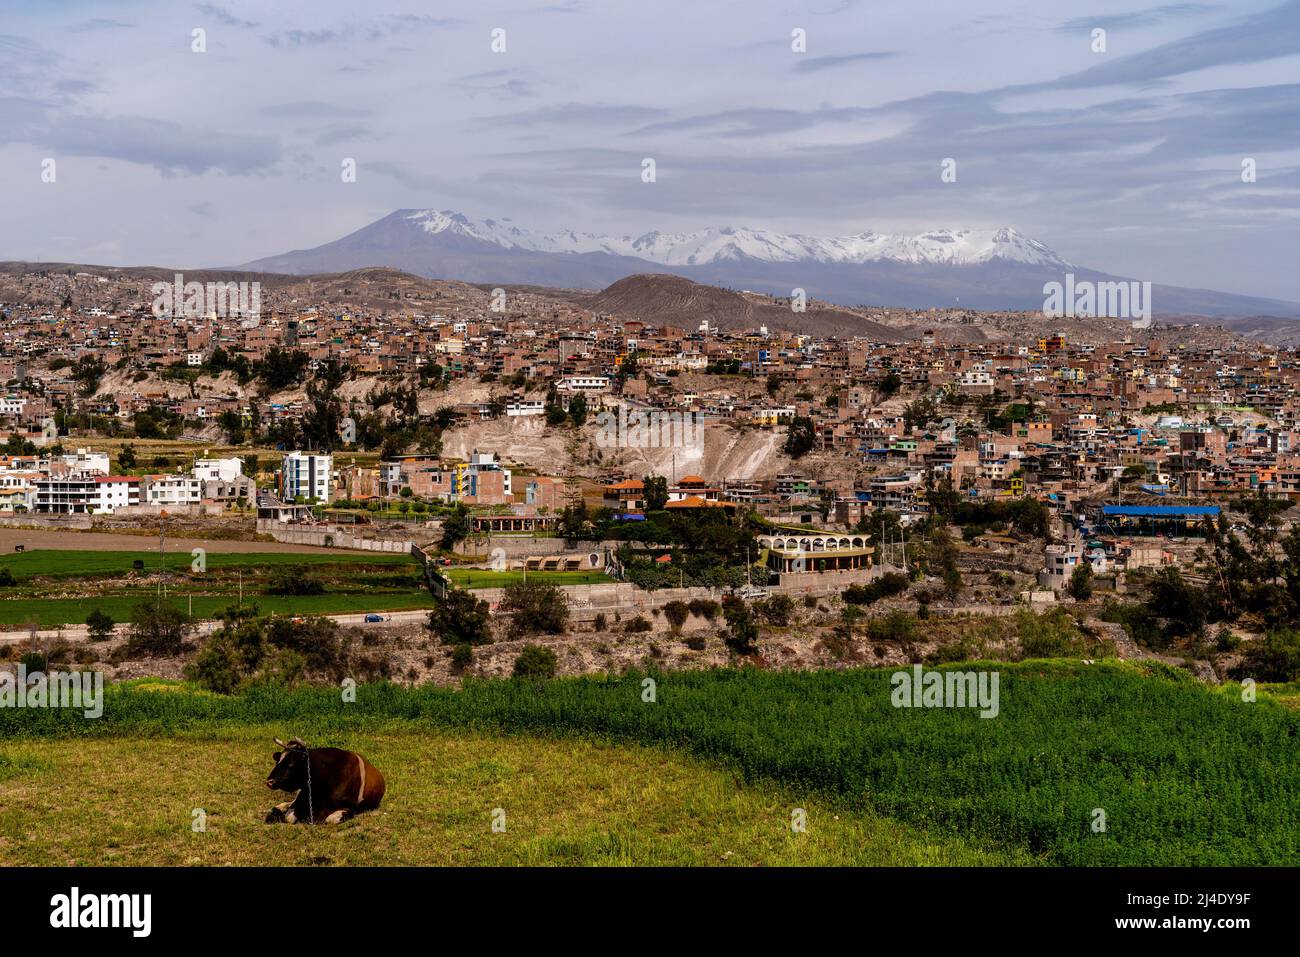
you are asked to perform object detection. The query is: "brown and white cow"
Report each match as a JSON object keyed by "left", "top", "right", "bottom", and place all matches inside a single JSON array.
[{"left": 265, "top": 737, "right": 385, "bottom": 824}]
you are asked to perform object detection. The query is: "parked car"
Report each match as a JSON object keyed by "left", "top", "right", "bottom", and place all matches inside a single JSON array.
[{"left": 364, "top": 613, "right": 386, "bottom": 623}]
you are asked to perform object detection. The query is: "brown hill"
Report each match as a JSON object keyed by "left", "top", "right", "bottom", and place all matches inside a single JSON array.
[{"left": 578, "top": 274, "right": 906, "bottom": 339}]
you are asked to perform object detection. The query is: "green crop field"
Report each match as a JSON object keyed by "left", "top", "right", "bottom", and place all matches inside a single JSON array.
[
  {"left": 2, "top": 661, "right": 1296, "bottom": 865},
  {"left": 0, "top": 591, "right": 435, "bottom": 628},
  {"left": 444, "top": 568, "right": 612, "bottom": 589},
  {"left": 0, "top": 550, "right": 414, "bottom": 579}
]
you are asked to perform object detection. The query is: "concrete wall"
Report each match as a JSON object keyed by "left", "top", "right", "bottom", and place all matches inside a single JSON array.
[
  {"left": 0, "top": 514, "right": 93, "bottom": 530},
  {"left": 256, "top": 520, "right": 412, "bottom": 553}
]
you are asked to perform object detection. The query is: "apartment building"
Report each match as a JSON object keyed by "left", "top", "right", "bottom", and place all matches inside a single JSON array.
[{"left": 279, "top": 452, "right": 333, "bottom": 503}]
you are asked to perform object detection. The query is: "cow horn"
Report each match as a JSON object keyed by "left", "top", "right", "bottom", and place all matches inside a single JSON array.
[
  {"left": 288, "top": 737, "right": 308, "bottom": 748},
  {"left": 274, "top": 737, "right": 289, "bottom": 748}
]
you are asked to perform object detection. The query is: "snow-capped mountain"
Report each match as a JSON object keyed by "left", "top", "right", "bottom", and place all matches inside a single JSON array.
[
  {"left": 401, "top": 210, "right": 1071, "bottom": 268},
  {"left": 239, "top": 209, "right": 1300, "bottom": 318}
]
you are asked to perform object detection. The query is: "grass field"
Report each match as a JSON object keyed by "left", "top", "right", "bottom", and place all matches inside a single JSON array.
[
  {"left": 0, "top": 549, "right": 414, "bottom": 579},
  {"left": 2, "top": 661, "right": 1296, "bottom": 865},
  {"left": 0, "top": 548, "right": 430, "bottom": 626},
  {"left": 0, "top": 591, "right": 436, "bottom": 628},
  {"left": 0, "top": 724, "right": 1018, "bottom": 866},
  {"left": 444, "top": 568, "right": 612, "bottom": 589},
  {"left": 0, "top": 549, "right": 610, "bottom": 625}
]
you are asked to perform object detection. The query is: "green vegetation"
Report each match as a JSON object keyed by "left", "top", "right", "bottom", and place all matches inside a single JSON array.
[
  {"left": 0, "top": 549, "right": 427, "bottom": 627},
  {"left": 442, "top": 568, "right": 610, "bottom": 589},
  {"left": 0, "top": 591, "right": 433, "bottom": 628},
  {"left": 500, "top": 580, "right": 569, "bottom": 638},
  {"left": 2, "top": 661, "right": 1296, "bottom": 864},
  {"left": 512, "top": 644, "right": 558, "bottom": 679},
  {"left": 427, "top": 589, "right": 492, "bottom": 646},
  {"left": 0, "top": 726, "right": 1018, "bottom": 865},
  {"left": 0, "top": 549, "right": 412, "bottom": 580}
]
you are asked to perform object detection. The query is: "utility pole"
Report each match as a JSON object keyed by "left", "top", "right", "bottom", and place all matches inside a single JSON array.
[{"left": 157, "top": 518, "right": 165, "bottom": 604}]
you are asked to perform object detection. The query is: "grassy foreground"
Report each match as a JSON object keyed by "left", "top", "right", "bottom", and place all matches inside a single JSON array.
[
  {"left": 2, "top": 661, "right": 1297, "bottom": 865},
  {"left": 0, "top": 725, "right": 1017, "bottom": 866}
]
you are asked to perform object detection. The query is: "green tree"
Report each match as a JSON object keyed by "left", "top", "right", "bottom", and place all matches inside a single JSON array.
[
  {"left": 85, "top": 608, "right": 115, "bottom": 641},
  {"left": 501, "top": 579, "right": 569, "bottom": 638},
  {"left": 427, "top": 589, "right": 493, "bottom": 646},
  {"left": 643, "top": 474, "right": 669, "bottom": 511},
  {"left": 783, "top": 416, "right": 817, "bottom": 458},
  {"left": 721, "top": 594, "right": 759, "bottom": 655},
  {"left": 1068, "top": 562, "right": 1094, "bottom": 601},
  {"left": 127, "top": 601, "right": 191, "bottom": 657},
  {"left": 440, "top": 504, "right": 472, "bottom": 550}
]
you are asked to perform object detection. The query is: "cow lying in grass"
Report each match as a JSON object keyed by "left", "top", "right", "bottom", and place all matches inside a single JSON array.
[{"left": 265, "top": 737, "right": 386, "bottom": 824}]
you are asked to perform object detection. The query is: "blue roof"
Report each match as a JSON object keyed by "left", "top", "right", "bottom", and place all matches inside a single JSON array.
[{"left": 1101, "top": 505, "right": 1219, "bottom": 517}]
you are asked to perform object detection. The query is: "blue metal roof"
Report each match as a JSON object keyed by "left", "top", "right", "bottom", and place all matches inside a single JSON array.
[{"left": 1101, "top": 505, "right": 1219, "bottom": 517}]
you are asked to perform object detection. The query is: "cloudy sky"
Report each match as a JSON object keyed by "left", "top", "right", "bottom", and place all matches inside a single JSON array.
[{"left": 3, "top": 0, "right": 1299, "bottom": 298}]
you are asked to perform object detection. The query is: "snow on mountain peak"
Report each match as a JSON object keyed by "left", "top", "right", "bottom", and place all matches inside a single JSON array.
[{"left": 401, "top": 210, "right": 1070, "bottom": 268}]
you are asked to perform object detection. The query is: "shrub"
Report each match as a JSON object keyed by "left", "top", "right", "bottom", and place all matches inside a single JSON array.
[
  {"left": 450, "top": 643, "right": 474, "bottom": 673},
  {"left": 501, "top": 580, "right": 569, "bottom": 638},
  {"left": 662, "top": 601, "right": 690, "bottom": 633},
  {"left": 512, "top": 643, "right": 557, "bottom": 680},
  {"left": 186, "top": 614, "right": 350, "bottom": 693},
  {"left": 1215, "top": 628, "right": 1240, "bottom": 653},
  {"left": 688, "top": 598, "right": 720, "bottom": 621},
  {"left": 754, "top": 594, "right": 795, "bottom": 626},
  {"left": 1232, "top": 629, "right": 1300, "bottom": 683},
  {"left": 126, "top": 601, "right": 191, "bottom": 657},
  {"left": 266, "top": 566, "right": 325, "bottom": 596},
  {"left": 866, "top": 609, "right": 916, "bottom": 646},
  {"left": 1100, "top": 598, "right": 1165, "bottom": 650},
  {"left": 721, "top": 595, "right": 759, "bottom": 656},
  {"left": 1015, "top": 607, "right": 1099, "bottom": 660},
  {"left": 428, "top": 589, "right": 492, "bottom": 646},
  {"left": 843, "top": 573, "right": 910, "bottom": 606},
  {"left": 623, "top": 615, "right": 652, "bottom": 633},
  {"left": 684, "top": 634, "right": 707, "bottom": 651},
  {"left": 1068, "top": 562, "right": 1094, "bottom": 601},
  {"left": 85, "top": 608, "right": 116, "bottom": 642},
  {"left": 0, "top": 568, "right": 15, "bottom": 587},
  {"left": 592, "top": 613, "right": 607, "bottom": 632}
]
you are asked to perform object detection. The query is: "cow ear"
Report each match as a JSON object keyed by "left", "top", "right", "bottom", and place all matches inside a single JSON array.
[{"left": 273, "top": 751, "right": 282, "bottom": 761}]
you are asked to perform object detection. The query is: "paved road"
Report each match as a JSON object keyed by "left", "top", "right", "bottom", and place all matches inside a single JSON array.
[{"left": 0, "top": 608, "right": 431, "bottom": 644}]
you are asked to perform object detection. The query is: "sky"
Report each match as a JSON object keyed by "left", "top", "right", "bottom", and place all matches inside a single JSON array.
[{"left": 2, "top": 0, "right": 1298, "bottom": 299}]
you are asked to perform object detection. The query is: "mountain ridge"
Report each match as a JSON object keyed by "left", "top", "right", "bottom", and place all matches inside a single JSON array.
[{"left": 238, "top": 209, "right": 1300, "bottom": 319}]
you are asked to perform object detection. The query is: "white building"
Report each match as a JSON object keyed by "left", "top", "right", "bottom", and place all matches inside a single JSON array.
[
  {"left": 193, "top": 458, "right": 244, "bottom": 482},
  {"left": 556, "top": 375, "right": 610, "bottom": 394},
  {"left": 145, "top": 473, "right": 203, "bottom": 506},
  {"left": 35, "top": 476, "right": 140, "bottom": 514},
  {"left": 59, "top": 448, "right": 111, "bottom": 475},
  {"left": 505, "top": 399, "right": 545, "bottom": 417},
  {"left": 280, "top": 452, "right": 332, "bottom": 503}
]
